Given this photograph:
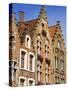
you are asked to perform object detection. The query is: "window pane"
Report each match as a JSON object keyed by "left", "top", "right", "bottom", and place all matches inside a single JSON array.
[
  {"left": 21, "top": 51, "right": 25, "bottom": 68},
  {"left": 30, "top": 55, "right": 33, "bottom": 70},
  {"left": 29, "top": 80, "right": 33, "bottom": 86},
  {"left": 20, "top": 79, "right": 25, "bottom": 86}
]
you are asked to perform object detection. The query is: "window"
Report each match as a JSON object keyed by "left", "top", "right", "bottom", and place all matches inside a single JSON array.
[
  {"left": 45, "top": 74, "right": 48, "bottom": 84},
  {"left": 61, "top": 78, "right": 64, "bottom": 84},
  {"left": 55, "top": 56, "right": 59, "bottom": 69},
  {"left": 45, "top": 63, "right": 49, "bottom": 83},
  {"left": 45, "top": 39, "right": 49, "bottom": 58},
  {"left": 11, "top": 69, "right": 16, "bottom": 84},
  {"left": 25, "top": 35, "right": 31, "bottom": 49},
  {"left": 42, "top": 23, "right": 44, "bottom": 27},
  {"left": 60, "top": 60, "right": 64, "bottom": 70},
  {"left": 21, "top": 51, "right": 25, "bottom": 68},
  {"left": 29, "top": 80, "right": 33, "bottom": 86},
  {"left": 28, "top": 52, "right": 35, "bottom": 72},
  {"left": 20, "top": 79, "right": 25, "bottom": 86},
  {"left": 55, "top": 77, "right": 59, "bottom": 84},
  {"left": 58, "top": 41, "right": 61, "bottom": 48},
  {"left": 30, "top": 55, "right": 33, "bottom": 70},
  {"left": 37, "top": 40, "right": 41, "bottom": 55},
  {"left": 19, "top": 77, "right": 27, "bottom": 86},
  {"left": 20, "top": 49, "right": 27, "bottom": 69},
  {"left": 28, "top": 78, "right": 35, "bottom": 86},
  {"left": 27, "top": 37, "right": 29, "bottom": 47},
  {"left": 37, "top": 60, "right": 42, "bottom": 82}
]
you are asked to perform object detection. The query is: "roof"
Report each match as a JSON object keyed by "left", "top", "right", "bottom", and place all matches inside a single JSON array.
[
  {"left": 49, "top": 25, "right": 58, "bottom": 38},
  {"left": 24, "top": 18, "right": 38, "bottom": 30}
]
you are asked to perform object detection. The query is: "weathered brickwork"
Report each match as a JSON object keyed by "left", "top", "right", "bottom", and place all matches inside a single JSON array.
[{"left": 9, "top": 5, "right": 66, "bottom": 86}]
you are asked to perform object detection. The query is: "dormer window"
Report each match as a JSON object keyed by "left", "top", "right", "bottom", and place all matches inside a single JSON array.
[{"left": 25, "top": 35, "right": 31, "bottom": 49}]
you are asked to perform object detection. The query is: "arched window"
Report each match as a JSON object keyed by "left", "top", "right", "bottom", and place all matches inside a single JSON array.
[{"left": 25, "top": 35, "right": 31, "bottom": 49}]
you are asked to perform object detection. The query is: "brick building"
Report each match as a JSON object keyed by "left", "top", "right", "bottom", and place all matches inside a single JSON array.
[{"left": 9, "top": 5, "right": 66, "bottom": 86}]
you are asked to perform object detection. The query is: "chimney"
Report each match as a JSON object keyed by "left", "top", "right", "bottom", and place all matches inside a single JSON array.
[
  {"left": 19, "top": 11, "right": 24, "bottom": 22},
  {"left": 18, "top": 11, "right": 25, "bottom": 32}
]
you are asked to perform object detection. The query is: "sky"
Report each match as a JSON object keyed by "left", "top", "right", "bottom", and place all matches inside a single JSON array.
[{"left": 9, "top": 3, "right": 66, "bottom": 44}]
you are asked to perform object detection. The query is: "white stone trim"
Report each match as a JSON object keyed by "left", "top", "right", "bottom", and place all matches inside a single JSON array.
[
  {"left": 28, "top": 52, "right": 35, "bottom": 72},
  {"left": 20, "top": 48, "right": 27, "bottom": 69},
  {"left": 28, "top": 78, "right": 35, "bottom": 86},
  {"left": 19, "top": 76, "right": 27, "bottom": 86},
  {"left": 25, "top": 35, "right": 31, "bottom": 49}
]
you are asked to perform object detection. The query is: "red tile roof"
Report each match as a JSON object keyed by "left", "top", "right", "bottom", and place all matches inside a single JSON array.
[
  {"left": 49, "top": 25, "right": 58, "bottom": 38},
  {"left": 25, "top": 18, "right": 38, "bottom": 30}
]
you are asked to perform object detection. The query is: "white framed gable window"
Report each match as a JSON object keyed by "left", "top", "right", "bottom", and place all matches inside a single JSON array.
[
  {"left": 25, "top": 35, "right": 31, "bottom": 49},
  {"left": 28, "top": 78, "right": 35, "bottom": 86},
  {"left": 20, "top": 49, "right": 27, "bottom": 69},
  {"left": 19, "top": 76, "right": 27, "bottom": 86},
  {"left": 28, "top": 52, "right": 35, "bottom": 72}
]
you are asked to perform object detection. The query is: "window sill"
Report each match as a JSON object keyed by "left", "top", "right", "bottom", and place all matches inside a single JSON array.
[{"left": 20, "top": 67, "right": 35, "bottom": 72}]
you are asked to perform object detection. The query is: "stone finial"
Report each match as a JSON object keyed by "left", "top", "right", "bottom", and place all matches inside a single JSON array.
[{"left": 38, "top": 5, "right": 46, "bottom": 20}]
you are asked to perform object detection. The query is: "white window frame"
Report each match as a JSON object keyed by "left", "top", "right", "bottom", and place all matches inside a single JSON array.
[
  {"left": 20, "top": 49, "right": 27, "bottom": 70},
  {"left": 28, "top": 78, "right": 35, "bottom": 86},
  {"left": 19, "top": 76, "right": 27, "bottom": 86},
  {"left": 25, "top": 35, "right": 31, "bottom": 49},
  {"left": 28, "top": 52, "right": 35, "bottom": 72}
]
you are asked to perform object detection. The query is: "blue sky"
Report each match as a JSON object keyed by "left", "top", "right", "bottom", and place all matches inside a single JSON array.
[{"left": 9, "top": 3, "right": 66, "bottom": 44}]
